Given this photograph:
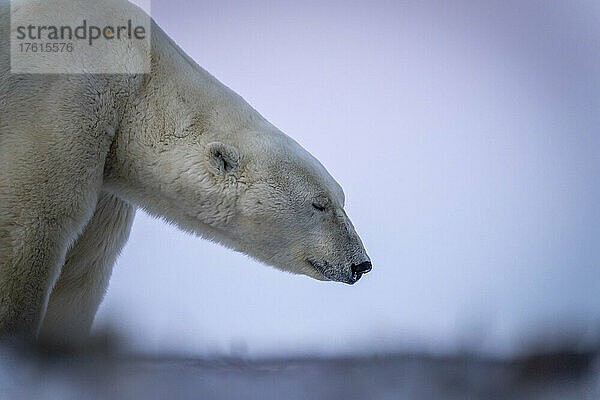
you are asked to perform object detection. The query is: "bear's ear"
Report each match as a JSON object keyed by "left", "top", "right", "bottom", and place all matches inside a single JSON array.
[{"left": 206, "top": 142, "right": 240, "bottom": 175}]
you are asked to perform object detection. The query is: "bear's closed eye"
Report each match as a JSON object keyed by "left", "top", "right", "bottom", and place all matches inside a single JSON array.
[{"left": 312, "top": 202, "right": 327, "bottom": 211}]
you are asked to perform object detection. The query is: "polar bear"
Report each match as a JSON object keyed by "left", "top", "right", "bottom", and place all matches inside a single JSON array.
[{"left": 0, "top": 0, "right": 371, "bottom": 343}]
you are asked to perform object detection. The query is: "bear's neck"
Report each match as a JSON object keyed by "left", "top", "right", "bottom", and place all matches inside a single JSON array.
[{"left": 145, "top": 21, "right": 270, "bottom": 137}]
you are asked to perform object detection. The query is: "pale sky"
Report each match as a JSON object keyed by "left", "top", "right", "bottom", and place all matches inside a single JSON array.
[{"left": 96, "top": 0, "right": 600, "bottom": 357}]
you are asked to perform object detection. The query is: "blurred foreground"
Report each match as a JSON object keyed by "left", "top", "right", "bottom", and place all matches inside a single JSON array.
[{"left": 1, "top": 340, "right": 598, "bottom": 400}]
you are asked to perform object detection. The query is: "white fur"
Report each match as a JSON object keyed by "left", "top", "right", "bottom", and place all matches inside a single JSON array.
[{"left": 0, "top": 0, "right": 370, "bottom": 341}]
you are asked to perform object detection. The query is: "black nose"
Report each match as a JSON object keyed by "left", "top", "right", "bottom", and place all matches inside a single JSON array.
[{"left": 351, "top": 261, "right": 372, "bottom": 274}]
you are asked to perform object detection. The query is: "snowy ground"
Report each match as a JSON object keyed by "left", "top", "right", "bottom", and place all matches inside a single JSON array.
[{"left": 1, "top": 344, "right": 598, "bottom": 400}]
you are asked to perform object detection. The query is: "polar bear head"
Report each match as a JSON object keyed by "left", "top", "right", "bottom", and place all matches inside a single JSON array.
[{"left": 205, "top": 127, "right": 372, "bottom": 284}]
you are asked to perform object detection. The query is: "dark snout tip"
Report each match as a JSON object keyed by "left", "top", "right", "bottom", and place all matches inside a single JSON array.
[{"left": 351, "top": 261, "right": 372, "bottom": 274}]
